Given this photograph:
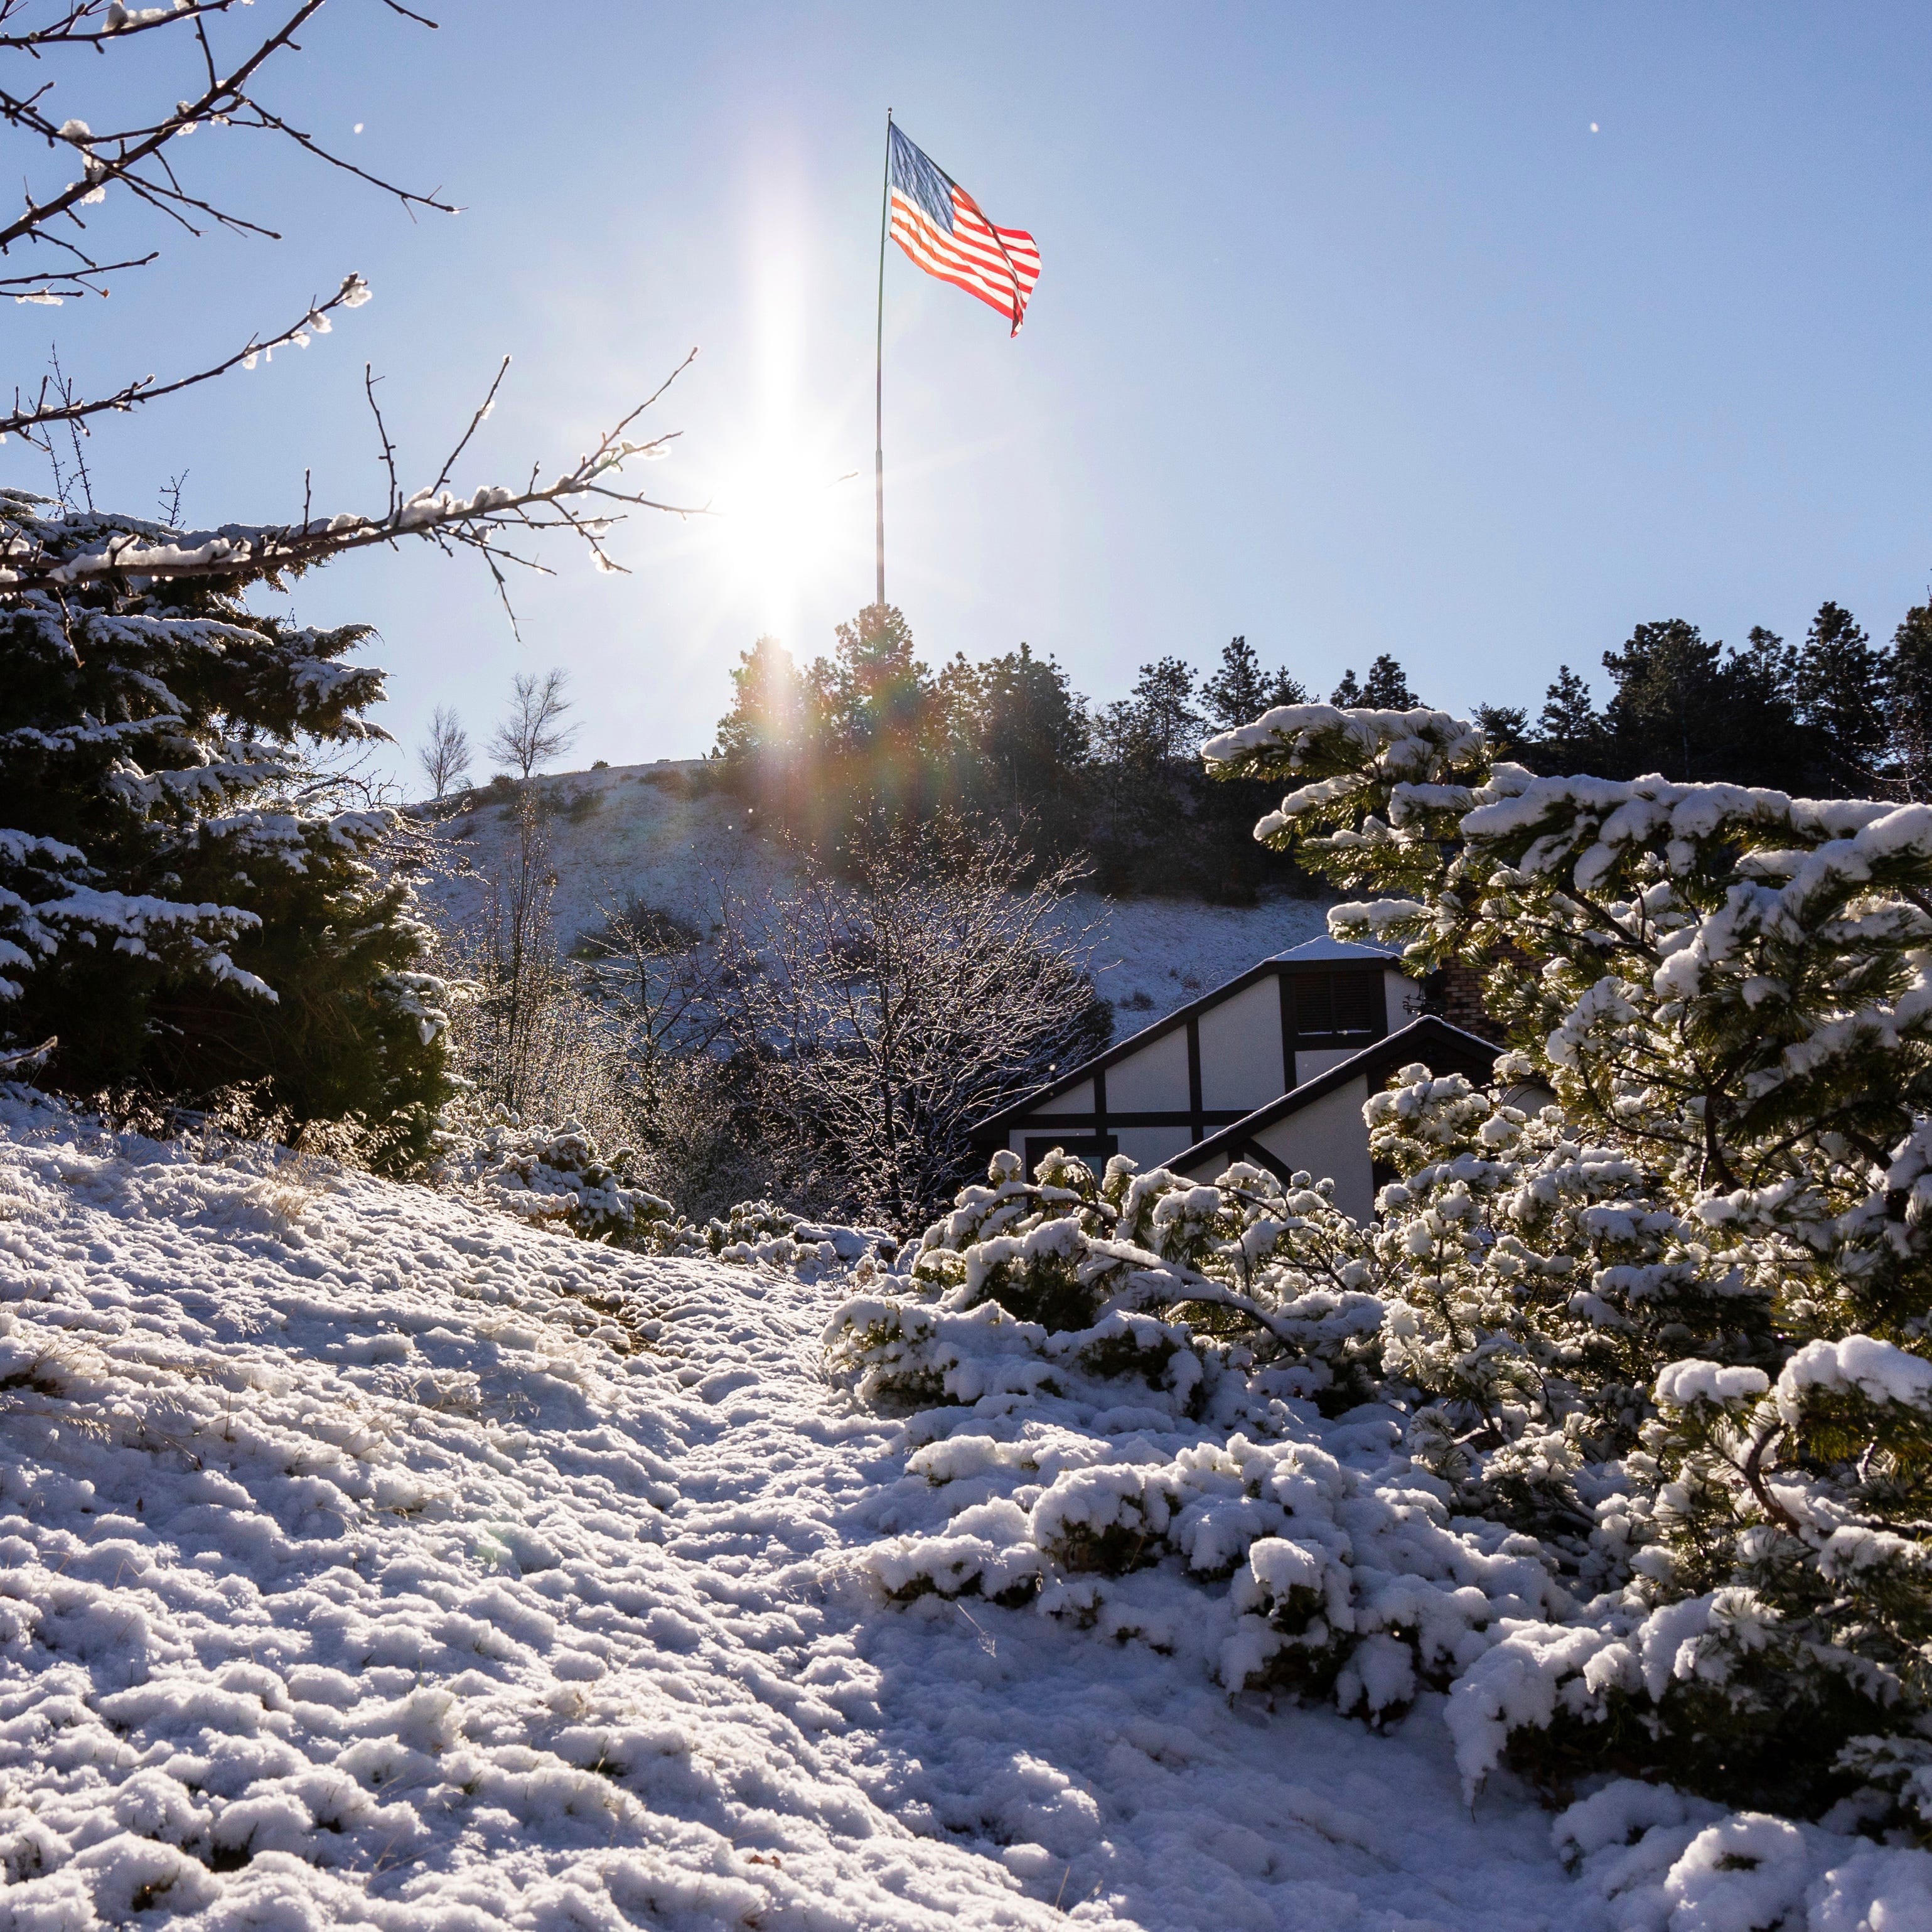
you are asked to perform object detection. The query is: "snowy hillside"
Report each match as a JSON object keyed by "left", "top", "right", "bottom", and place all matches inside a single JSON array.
[
  {"left": 417, "top": 763, "right": 1334, "bottom": 1021},
  {"left": 4, "top": 1093, "right": 1929, "bottom": 1931}
]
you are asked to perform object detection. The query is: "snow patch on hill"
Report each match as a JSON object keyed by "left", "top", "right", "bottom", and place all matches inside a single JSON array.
[
  {"left": 416, "top": 763, "right": 1333, "bottom": 1024},
  {"left": 3, "top": 1092, "right": 1926, "bottom": 1931}
]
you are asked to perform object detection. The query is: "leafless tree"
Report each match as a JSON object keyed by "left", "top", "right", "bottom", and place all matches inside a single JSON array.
[
  {"left": 417, "top": 706, "right": 471, "bottom": 800},
  {"left": 446, "top": 788, "right": 583, "bottom": 1120},
  {"left": 0, "top": 1, "right": 705, "bottom": 599},
  {"left": 716, "top": 818, "right": 1110, "bottom": 1228},
  {"left": 573, "top": 896, "right": 726, "bottom": 1078},
  {"left": 488, "top": 670, "right": 579, "bottom": 782},
  {"left": 439, "top": 835, "right": 760, "bottom": 1209},
  {"left": 568, "top": 894, "right": 770, "bottom": 1216}
]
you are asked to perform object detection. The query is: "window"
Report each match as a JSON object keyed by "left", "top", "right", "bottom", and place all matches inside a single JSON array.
[{"left": 1288, "top": 970, "right": 1382, "bottom": 1041}]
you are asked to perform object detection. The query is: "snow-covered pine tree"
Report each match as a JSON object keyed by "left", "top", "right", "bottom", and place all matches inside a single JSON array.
[
  {"left": 0, "top": 492, "right": 450, "bottom": 1165},
  {"left": 1204, "top": 700, "right": 1932, "bottom": 1819}
]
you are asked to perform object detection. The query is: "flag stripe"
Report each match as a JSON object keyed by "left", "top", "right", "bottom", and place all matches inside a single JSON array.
[
  {"left": 891, "top": 200, "right": 1033, "bottom": 294},
  {"left": 891, "top": 199, "right": 1039, "bottom": 320},
  {"left": 885, "top": 124, "right": 1039, "bottom": 335},
  {"left": 892, "top": 209, "right": 1029, "bottom": 319},
  {"left": 891, "top": 205, "right": 1036, "bottom": 293}
]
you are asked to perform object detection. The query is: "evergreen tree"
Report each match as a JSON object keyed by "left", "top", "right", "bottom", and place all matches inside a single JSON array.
[
  {"left": 1360, "top": 653, "right": 1421, "bottom": 709},
  {"left": 1471, "top": 704, "right": 1529, "bottom": 758},
  {"left": 1331, "top": 668, "right": 1365, "bottom": 706},
  {"left": 1099, "top": 657, "right": 1205, "bottom": 764},
  {"left": 971, "top": 642, "right": 1089, "bottom": 812},
  {"left": 1601, "top": 619, "right": 1727, "bottom": 780},
  {"left": 714, "top": 635, "right": 805, "bottom": 766},
  {"left": 1201, "top": 635, "right": 1308, "bottom": 733},
  {"left": 1891, "top": 601, "right": 1932, "bottom": 801},
  {"left": 813, "top": 603, "right": 928, "bottom": 759},
  {"left": 1530, "top": 664, "right": 1604, "bottom": 774},
  {"left": 1793, "top": 601, "right": 1890, "bottom": 796},
  {"left": 1202, "top": 702, "right": 1932, "bottom": 1818},
  {"left": 0, "top": 493, "right": 449, "bottom": 1164},
  {"left": 1599, "top": 618, "right": 1805, "bottom": 786}
]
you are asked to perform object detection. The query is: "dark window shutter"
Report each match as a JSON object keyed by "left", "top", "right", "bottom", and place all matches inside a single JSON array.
[
  {"left": 1333, "top": 972, "right": 1377, "bottom": 1033},
  {"left": 1289, "top": 970, "right": 1381, "bottom": 1041},
  {"left": 1292, "top": 975, "right": 1331, "bottom": 1034}
]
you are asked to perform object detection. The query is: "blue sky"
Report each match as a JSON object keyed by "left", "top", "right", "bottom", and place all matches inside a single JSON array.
[{"left": 17, "top": 2, "right": 1932, "bottom": 781}]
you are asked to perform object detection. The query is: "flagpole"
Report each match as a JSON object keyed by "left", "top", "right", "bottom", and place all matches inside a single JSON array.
[{"left": 874, "top": 108, "right": 891, "bottom": 611}]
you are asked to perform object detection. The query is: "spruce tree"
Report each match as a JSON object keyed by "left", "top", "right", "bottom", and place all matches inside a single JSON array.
[
  {"left": 1794, "top": 601, "right": 1891, "bottom": 796},
  {"left": 1360, "top": 652, "right": 1421, "bottom": 709},
  {"left": 1892, "top": 601, "right": 1932, "bottom": 801},
  {"left": 1202, "top": 635, "right": 1307, "bottom": 732},
  {"left": 0, "top": 493, "right": 449, "bottom": 1164}
]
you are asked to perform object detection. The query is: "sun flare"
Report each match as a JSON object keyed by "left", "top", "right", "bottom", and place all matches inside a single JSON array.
[{"left": 713, "top": 439, "right": 858, "bottom": 625}]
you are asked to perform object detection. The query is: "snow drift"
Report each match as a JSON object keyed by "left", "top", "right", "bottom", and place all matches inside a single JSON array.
[{"left": 1, "top": 1089, "right": 1928, "bottom": 1931}]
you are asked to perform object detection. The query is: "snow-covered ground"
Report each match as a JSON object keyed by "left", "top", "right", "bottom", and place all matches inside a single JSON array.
[
  {"left": 4, "top": 1092, "right": 1927, "bottom": 1932},
  {"left": 417, "top": 764, "right": 1333, "bottom": 1023}
]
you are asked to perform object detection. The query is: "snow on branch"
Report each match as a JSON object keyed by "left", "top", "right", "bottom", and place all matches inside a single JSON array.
[
  {"left": 0, "top": 0, "right": 451, "bottom": 436},
  {"left": 3, "top": 273, "right": 372, "bottom": 443},
  {"left": 0, "top": 348, "right": 707, "bottom": 612}
]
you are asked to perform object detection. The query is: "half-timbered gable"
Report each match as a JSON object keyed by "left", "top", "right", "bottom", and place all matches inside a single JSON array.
[
  {"left": 972, "top": 936, "right": 1420, "bottom": 1176},
  {"left": 1168, "top": 1015, "right": 1503, "bottom": 1220}
]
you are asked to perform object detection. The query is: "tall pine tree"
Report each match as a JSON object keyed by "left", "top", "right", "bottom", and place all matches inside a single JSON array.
[
  {"left": 1794, "top": 600, "right": 1891, "bottom": 796},
  {"left": 1201, "top": 635, "right": 1307, "bottom": 732},
  {"left": 1892, "top": 601, "right": 1932, "bottom": 802}
]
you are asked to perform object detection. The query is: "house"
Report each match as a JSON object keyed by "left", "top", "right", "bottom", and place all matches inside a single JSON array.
[
  {"left": 1165, "top": 1014, "right": 1502, "bottom": 1220},
  {"left": 972, "top": 936, "right": 1504, "bottom": 1211}
]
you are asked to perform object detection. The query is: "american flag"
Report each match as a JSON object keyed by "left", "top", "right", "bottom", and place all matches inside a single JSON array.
[{"left": 888, "top": 124, "right": 1040, "bottom": 336}]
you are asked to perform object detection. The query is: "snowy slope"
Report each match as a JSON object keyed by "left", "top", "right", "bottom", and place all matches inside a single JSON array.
[
  {"left": 418, "top": 764, "right": 1334, "bottom": 1023},
  {"left": 3, "top": 1093, "right": 1926, "bottom": 1932}
]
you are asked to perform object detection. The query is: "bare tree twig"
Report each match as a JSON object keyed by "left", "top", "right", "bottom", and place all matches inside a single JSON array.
[
  {"left": 0, "top": 347, "right": 708, "bottom": 596},
  {"left": 1, "top": 273, "right": 372, "bottom": 441}
]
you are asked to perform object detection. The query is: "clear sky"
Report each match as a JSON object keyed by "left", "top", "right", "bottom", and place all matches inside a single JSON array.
[{"left": 18, "top": 1, "right": 1932, "bottom": 781}]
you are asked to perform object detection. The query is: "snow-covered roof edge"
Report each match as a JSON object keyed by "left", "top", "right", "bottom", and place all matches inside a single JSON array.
[
  {"left": 1270, "top": 935, "right": 1398, "bottom": 963},
  {"left": 1167, "top": 1015, "right": 1504, "bottom": 1175}
]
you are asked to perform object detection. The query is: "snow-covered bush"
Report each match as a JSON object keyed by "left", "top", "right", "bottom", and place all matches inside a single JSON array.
[
  {"left": 436, "top": 1107, "right": 681, "bottom": 1245},
  {"left": 0, "top": 493, "right": 451, "bottom": 1166},
  {"left": 439, "top": 1105, "right": 897, "bottom": 1277},
  {"left": 834, "top": 702, "right": 1932, "bottom": 1840},
  {"left": 828, "top": 1140, "right": 1570, "bottom": 1720},
  {"left": 1201, "top": 700, "right": 1932, "bottom": 1821}
]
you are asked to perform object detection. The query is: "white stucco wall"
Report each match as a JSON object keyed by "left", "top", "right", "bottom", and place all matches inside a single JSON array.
[
  {"left": 1044, "top": 1078, "right": 1095, "bottom": 1117},
  {"left": 1252, "top": 1076, "right": 1377, "bottom": 1221},
  {"left": 1197, "top": 975, "right": 1287, "bottom": 1114},
  {"left": 1294, "top": 1046, "right": 1362, "bottom": 1085},
  {"left": 1114, "top": 1125, "right": 1196, "bottom": 1169},
  {"left": 1105, "top": 1026, "right": 1191, "bottom": 1114},
  {"left": 1384, "top": 968, "right": 1424, "bottom": 1029}
]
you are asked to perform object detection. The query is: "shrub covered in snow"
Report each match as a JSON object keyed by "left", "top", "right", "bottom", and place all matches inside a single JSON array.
[
  {"left": 0, "top": 492, "right": 451, "bottom": 1164},
  {"left": 439, "top": 1104, "right": 898, "bottom": 1278},
  {"left": 833, "top": 699, "right": 1932, "bottom": 1842}
]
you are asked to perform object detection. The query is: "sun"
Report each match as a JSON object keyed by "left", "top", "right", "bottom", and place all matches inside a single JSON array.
[{"left": 712, "top": 436, "right": 859, "bottom": 626}]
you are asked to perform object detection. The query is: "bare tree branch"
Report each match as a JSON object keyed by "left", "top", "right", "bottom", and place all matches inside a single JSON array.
[
  {"left": 1, "top": 273, "right": 372, "bottom": 440},
  {"left": 0, "top": 346, "right": 708, "bottom": 592},
  {"left": 0, "top": 2, "right": 456, "bottom": 437}
]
